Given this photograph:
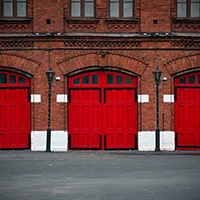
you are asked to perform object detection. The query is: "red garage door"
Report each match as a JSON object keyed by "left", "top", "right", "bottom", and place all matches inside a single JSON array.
[
  {"left": 175, "top": 72, "right": 200, "bottom": 150},
  {"left": 0, "top": 72, "right": 31, "bottom": 149},
  {"left": 68, "top": 71, "right": 138, "bottom": 150}
]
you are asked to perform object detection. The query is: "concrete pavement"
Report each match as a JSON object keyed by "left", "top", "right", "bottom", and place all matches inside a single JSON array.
[{"left": 0, "top": 150, "right": 200, "bottom": 200}]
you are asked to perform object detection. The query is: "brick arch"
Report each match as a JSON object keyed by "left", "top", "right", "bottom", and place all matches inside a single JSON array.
[
  {"left": 0, "top": 52, "right": 41, "bottom": 75},
  {"left": 57, "top": 51, "right": 147, "bottom": 76},
  {"left": 164, "top": 53, "right": 200, "bottom": 75}
]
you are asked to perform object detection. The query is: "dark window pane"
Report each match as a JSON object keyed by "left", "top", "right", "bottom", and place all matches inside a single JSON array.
[
  {"left": 123, "top": 2, "right": 133, "bottom": 17},
  {"left": 191, "top": 2, "right": 200, "bottom": 17},
  {"left": 188, "top": 75, "right": 196, "bottom": 84},
  {"left": 71, "top": 1, "right": 81, "bottom": 17},
  {"left": 126, "top": 77, "right": 132, "bottom": 84},
  {"left": 198, "top": 75, "right": 200, "bottom": 84},
  {"left": 83, "top": 76, "right": 89, "bottom": 84},
  {"left": 0, "top": 74, "right": 7, "bottom": 84},
  {"left": 19, "top": 77, "right": 26, "bottom": 84},
  {"left": 107, "top": 74, "right": 114, "bottom": 84},
  {"left": 73, "top": 78, "right": 80, "bottom": 84},
  {"left": 177, "top": 2, "right": 186, "bottom": 17},
  {"left": 10, "top": 75, "right": 16, "bottom": 84},
  {"left": 85, "top": 2, "right": 94, "bottom": 17},
  {"left": 110, "top": 2, "right": 119, "bottom": 17},
  {"left": 92, "top": 75, "right": 98, "bottom": 84},
  {"left": 17, "top": 2, "right": 27, "bottom": 17},
  {"left": 3, "top": 2, "right": 13, "bottom": 17},
  {"left": 179, "top": 77, "right": 186, "bottom": 84},
  {"left": 116, "top": 76, "right": 123, "bottom": 84}
]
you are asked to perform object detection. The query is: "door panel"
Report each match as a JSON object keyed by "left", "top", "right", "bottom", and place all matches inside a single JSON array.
[
  {"left": 68, "top": 71, "right": 138, "bottom": 150},
  {"left": 0, "top": 88, "right": 30, "bottom": 149},
  {"left": 69, "top": 89, "right": 102, "bottom": 149},
  {"left": 175, "top": 88, "right": 200, "bottom": 148},
  {"left": 104, "top": 89, "right": 137, "bottom": 149}
]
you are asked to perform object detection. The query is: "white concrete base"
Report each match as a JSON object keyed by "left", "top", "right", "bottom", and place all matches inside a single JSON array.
[
  {"left": 138, "top": 131, "right": 155, "bottom": 151},
  {"left": 160, "top": 131, "right": 175, "bottom": 151},
  {"left": 138, "top": 131, "right": 175, "bottom": 151},
  {"left": 31, "top": 131, "right": 68, "bottom": 152},
  {"left": 31, "top": 131, "right": 46, "bottom": 151},
  {"left": 51, "top": 131, "right": 68, "bottom": 152}
]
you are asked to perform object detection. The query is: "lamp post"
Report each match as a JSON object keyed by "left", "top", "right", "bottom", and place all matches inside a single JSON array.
[
  {"left": 153, "top": 67, "right": 162, "bottom": 151},
  {"left": 46, "top": 68, "right": 55, "bottom": 152}
]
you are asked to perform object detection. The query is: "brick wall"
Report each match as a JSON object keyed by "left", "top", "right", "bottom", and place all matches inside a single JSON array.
[{"left": 0, "top": 0, "right": 200, "bottom": 133}]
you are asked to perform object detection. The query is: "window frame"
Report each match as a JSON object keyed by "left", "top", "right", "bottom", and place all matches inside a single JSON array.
[
  {"left": 0, "top": 0, "right": 28, "bottom": 18},
  {"left": 177, "top": 0, "right": 200, "bottom": 18},
  {"left": 109, "top": 0, "right": 134, "bottom": 18},
  {"left": 70, "top": 0, "right": 95, "bottom": 18}
]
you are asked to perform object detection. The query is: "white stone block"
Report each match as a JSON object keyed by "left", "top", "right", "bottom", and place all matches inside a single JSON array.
[
  {"left": 56, "top": 94, "right": 68, "bottom": 103},
  {"left": 138, "top": 95, "right": 149, "bottom": 103},
  {"left": 31, "top": 94, "right": 41, "bottom": 103},
  {"left": 51, "top": 131, "right": 68, "bottom": 152},
  {"left": 138, "top": 131, "right": 155, "bottom": 151},
  {"left": 160, "top": 131, "right": 175, "bottom": 151},
  {"left": 31, "top": 131, "right": 46, "bottom": 151},
  {"left": 163, "top": 95, "right": 174, "bottom": 103}
]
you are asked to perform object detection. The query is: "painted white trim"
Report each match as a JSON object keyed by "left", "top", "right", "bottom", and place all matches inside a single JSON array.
[
  {"left": 31, "top": 131, "right": 68, "bottom": 152},
  {"left": 138, "top": 94, "right": 149, "bottom": 103},
  {"left": 56, "top": 94, "right": 68, "bottom": 103},
  {"left": 163, "top": 94, "right": 174, "bottom": 103},
  {"left": 138, "top": 131, "right": 175, "bottom": 151},
  {"left": 31, "top": 94, "right": 41, "bottom": 103}
]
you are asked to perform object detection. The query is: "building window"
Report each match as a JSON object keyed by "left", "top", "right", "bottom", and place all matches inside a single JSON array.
[
  {"left": 1, "top": 0, "right": 27, "bottom": 18},
  {"left": 177, "top": 0, "right": 200, "bottom": 18},
  {"left": 110, "top": 0, "right": 134, "bottom": 18},
  {"left": 71, "top": 0, "right": 94, "bottom": 18}
]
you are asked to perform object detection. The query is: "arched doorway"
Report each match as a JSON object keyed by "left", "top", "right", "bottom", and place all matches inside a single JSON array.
[
  {"left": 68, "top": 70, "right": 138, "bottom": 150},
  {"left": 175, "top": 72, "right": 200, "bottom": 150},
  {"left": 0, "top": 71, "right": 31, "bottom": 149}
]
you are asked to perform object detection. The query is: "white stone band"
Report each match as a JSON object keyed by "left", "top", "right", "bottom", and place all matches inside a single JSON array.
[
  {"left": 138, "top": 94, "right": 149, "bottom": 103},
  {"left": 163, "top": 94, "right": 174, "bottom": 103},
  {"left": 56, "top": 94, "right": 68, "bottom": 103},
  {"left": 31, "top": 94, "right": 41, "bottom": 103}
]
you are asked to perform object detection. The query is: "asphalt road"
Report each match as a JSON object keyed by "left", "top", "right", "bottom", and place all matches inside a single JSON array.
[{"left": 0, "top": 150, "right": 200, "bottom": 200}]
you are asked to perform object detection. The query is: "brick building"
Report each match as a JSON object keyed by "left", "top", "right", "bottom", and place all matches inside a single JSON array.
[{"left": 0, "top": 0, "right": 200, "bottom": 151}]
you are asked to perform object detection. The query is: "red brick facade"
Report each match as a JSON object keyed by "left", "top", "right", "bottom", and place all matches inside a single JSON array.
[{"left": 0, "top": 0, "right": 200, "bottom": 137}]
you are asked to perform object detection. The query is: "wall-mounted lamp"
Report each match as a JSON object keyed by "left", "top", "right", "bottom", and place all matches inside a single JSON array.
[{"left": 101, "top": 52, "right": 106, "bottom": 58}]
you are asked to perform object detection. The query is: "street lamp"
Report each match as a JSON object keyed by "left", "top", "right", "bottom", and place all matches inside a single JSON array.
[
  {"left": 46, "top": 68, "right": 55, "bottom": 152},
  {"left": 153, "top": 67, "right": 162, "bottom": 151}
]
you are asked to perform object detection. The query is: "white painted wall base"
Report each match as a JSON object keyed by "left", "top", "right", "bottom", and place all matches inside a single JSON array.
[
  {"left": 31, "top": 130, "right": 174, "bottom": 152},
  {"left": 160, "top": 131, "right": 175, "bottom": 151},
  {"left": 138, "top": 131, "right": 175, "bottom": 151},
  {"left": 51, "top": 131, "right": 68, "bottom": 152},
  {"left": 138, "top": 131, "right": 155, "bottom": 151},
  {"left": 31, "top": 131, "right": 46, "bottom": 151},
  {"left": 31, "top": 131, "right": 68, "bottom": 152}
]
